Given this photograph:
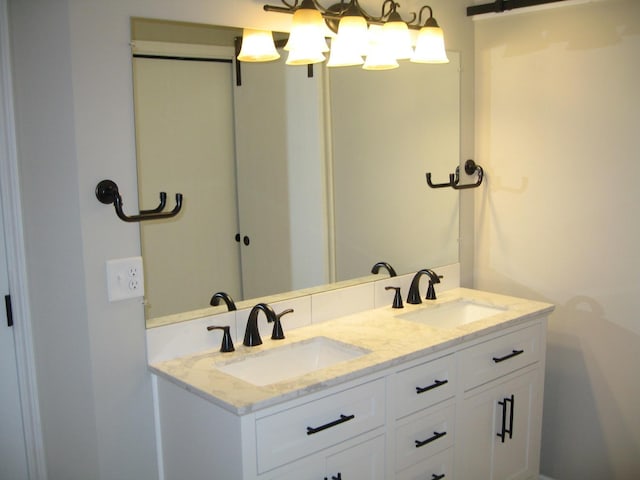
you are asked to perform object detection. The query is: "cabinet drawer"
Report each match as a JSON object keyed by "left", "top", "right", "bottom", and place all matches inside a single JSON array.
[
  {"left": 262, "top": 434, "right": 386, "bottom": 480},
  {"left": 395, "top": 403, "right": 455, "bottom": 472},
  {"left": 396, "top": 447, "right": 453, "bottom": 480},
  {"left": 256, "top": 378, "right": 386, "bottom": 473},
  {"left": 394, "top": 354, "right": 455, "bottom": 419},
  {"left": 458, "top": 323, "right": 542, "bottom": 391}
]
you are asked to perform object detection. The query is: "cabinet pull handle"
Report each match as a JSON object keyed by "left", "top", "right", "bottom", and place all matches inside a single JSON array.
[
  {"left": 415, "top": 430, "right": 447, "bottom": 448},
  {"left": 497, "top": 394, "right": 515, "bottom": 443},
  {"left": 306, "top": 414, "right": 355, "bottom": 435},
  {"left": 492, "top": 349, "right": 524, "bottom": 363},
  {"left": 497, "top": 397, "right": 507, "bottom": 442},
  {"left": 506, "top": 394, "right": 515, "bottom": 439},
  {"left": 432, "top": 474, "right": 446, "bottom": 480},
  {"left": 416, "top": 379, "right": 448, "bottom": 394}
]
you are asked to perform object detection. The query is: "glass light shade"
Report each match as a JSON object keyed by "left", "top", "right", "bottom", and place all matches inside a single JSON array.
[
  {"left": 411, "top": 26, "right": 449, "bottom": 63},
  {"left": 382, "top": 20, "right": 413, "bottom": 60},
  {"left": 237, "top": 29, "right": 280, "bottom": 62},
  {"left": 362, "top": 42, "right": 398, "bottom": 70},
  {"left": 284, "top": 7, "right": 329, "bottom": 54},
  {"left": 336, "top": 15, "right": 368, "bottom": 55},
  {"left": 286, "top": 47, "right": 326, "bottom": 65},
  {"left": 327, "top": 36, "right": 363, "bottom": 67},
  {"left": 364, "top": 24, "right": 383, "bottom": 56}
]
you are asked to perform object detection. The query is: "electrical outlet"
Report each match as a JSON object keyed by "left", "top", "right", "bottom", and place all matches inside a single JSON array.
[{"left": 106, "top": 256, "right": 145, "bottom": 302}]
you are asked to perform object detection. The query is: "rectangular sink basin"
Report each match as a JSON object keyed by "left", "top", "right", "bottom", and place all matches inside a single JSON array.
[
  {"left": 216, "top": 337, "right": 368, "bottom": 387},
  {"left": 396, "top": 299, "right": 507, "bottom": 329}
]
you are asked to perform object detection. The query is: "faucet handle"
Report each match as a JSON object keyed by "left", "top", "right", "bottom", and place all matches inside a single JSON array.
[
  {"left": 206, "top": 325, "right": 235, "bottom": 353},
  {"left": 385, "top": 286, "right": 404, "bottom": 309},
  {"left": 426, "top": 274, "right": 444, "bottom": 300},
  {"left": 271, "top": 308, "right": 294, "bottom": 340}
]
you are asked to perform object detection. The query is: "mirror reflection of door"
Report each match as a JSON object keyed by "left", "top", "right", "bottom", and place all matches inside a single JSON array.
[
  {"left": 233, "top": 51, "right": 330, "bottom": 299},
  {"left": 133, "top": 41, "right": 331, "bottom": 318},
  {"left": 132, "top": 44, "right": 242, "bottom": 319}
]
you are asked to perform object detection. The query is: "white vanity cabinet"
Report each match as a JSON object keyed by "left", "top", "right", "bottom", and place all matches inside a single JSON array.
[
  {"left": 455, "top": 323, "right": 546, "bottom": 479},
  {"left": 153, "top": 312, "right": 549, "bottom": 480}
]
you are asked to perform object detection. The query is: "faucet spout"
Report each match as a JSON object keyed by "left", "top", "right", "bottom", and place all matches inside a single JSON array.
[
  {"left": 371, "top": 261, "right": 397, "bottom": 277},
  {"left": 210, "top": 291, "right": 237, "bottom": 311},
  {"left": 243, "top": 303, "right": 276, "bottom": 347},
  {"left": 407, "top": 269, "right": 442, "bottom": 304}
]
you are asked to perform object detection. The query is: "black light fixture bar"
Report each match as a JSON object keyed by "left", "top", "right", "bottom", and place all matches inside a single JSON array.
[
  {"left": 263, "top": 0, "right": 423, "bottom": 31},
  {"left": 467, "top": 0, "right": 568, "bottom": 17}
]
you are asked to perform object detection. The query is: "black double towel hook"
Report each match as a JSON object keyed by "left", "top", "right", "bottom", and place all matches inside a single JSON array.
[
  {"left": 426, "top": 159, "right": 484, "bottom": 190},
  {"left": 95, "top": 179, "right": 183, "bottom": 222}
]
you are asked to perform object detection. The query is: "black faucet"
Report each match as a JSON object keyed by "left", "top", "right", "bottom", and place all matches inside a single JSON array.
[
  {"left": 407, "top": 269, "right": 442, "bottom": 304},
  {"left": 243, "top": 303, "right": 276, "bottom": 347},
  {"left": 209, "top": 291, "right": 237, "bottom": 311},
  {"left": 371, "top": 261, "right": 397, "bottom": 277}
]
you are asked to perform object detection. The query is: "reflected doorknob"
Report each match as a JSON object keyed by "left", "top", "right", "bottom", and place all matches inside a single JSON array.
[{"left": 235, "top": 233, "right": 250, "bottom": 245}]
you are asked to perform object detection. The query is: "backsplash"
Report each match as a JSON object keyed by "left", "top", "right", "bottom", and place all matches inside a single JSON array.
[{"left": 146, "top": 263, "right": 460, "bottom": 363}]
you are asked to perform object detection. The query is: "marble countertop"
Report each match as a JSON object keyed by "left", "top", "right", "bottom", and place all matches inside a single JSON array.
[{"left": 149, "top": 288, "right": 553, "bottom": 415}]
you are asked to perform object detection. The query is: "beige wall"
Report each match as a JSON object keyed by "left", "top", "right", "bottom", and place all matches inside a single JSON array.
[
  {"left": 6, "top": 0, "right": 474, "bottom": 478},
  {"left": 474, "top": 0, "right": 640, "bottom": 477}
]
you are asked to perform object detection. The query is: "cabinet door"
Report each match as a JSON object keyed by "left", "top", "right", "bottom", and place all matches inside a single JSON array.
[
  {"left": 456, "top": 368, "right": 542, "bottom": 480},
  {"left": 325, "top": 434, "right": 386, "bottom": 480}
]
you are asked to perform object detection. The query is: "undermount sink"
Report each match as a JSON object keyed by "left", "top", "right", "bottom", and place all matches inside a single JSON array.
[
  {"left": 216, "top": 337, "right": 369, "bottom": 387},
  {"left": 396, "top": 299, "right": 507, "bottom": 329}
]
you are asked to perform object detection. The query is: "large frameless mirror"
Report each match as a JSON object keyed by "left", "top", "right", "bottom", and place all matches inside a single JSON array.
[{"left": 130, "top": 18, "right": 460, "bottom": 327}]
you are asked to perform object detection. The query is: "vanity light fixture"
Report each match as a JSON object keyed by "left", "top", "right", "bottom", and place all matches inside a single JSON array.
[
  {"left": 260, "top": 0, "right": 448, "bottom": 69},
  {"left": 362, "top": 25, "right": 398, "bottom": 70},
  {"left": 380, "top": 1, "right": 413, "bottom": 60},
  {"left": 237, "top": 28, "right": 281, "bottom": 62},
  {"left": 411, "top": 6, "right": 449, "bottom": 63},
  {"left": 284, "top": 0, "right": 330, "bottom": 65}
]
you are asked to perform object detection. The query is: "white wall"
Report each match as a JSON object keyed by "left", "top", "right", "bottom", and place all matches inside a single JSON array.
[
  {"left": 474, "top": 0, "right": 640, "bottom": 478},
  {"left": 6, "top": 0, "right": 474, "bottom": 478}
]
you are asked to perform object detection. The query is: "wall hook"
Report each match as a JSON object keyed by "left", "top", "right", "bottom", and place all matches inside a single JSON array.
[
  {"left": 426, "top": 172, "right": 457, "bottom": 189},
  {"left": 426, "top": 159, "right": 484, "bottom": 190},
  {"left": 451, "top": 159, "right": 483, "bottom": 190},
  {"left": 95, "top": 179, "right": 183, "bottom": 223}
]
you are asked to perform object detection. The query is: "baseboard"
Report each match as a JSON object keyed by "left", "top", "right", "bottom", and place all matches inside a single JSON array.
[{"left": 540, "top": 475, "right": 556, "bottom": 480}]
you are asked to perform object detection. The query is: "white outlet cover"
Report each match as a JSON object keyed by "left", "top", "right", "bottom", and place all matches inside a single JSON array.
[{"left": 106, "top": 256, "right": 145, "bottom": 302}]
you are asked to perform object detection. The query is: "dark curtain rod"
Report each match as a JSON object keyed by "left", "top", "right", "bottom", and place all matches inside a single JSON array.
[
  {"left": 133, "top": 53, "right": 232, "bottom": 63},
  {"left": 467, "top": 0, "right": 568, "bottom": 16}
]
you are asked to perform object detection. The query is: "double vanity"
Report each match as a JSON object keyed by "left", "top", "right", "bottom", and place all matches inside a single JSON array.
[{"left": 148, "top": 279, "right": 553, "bottom": 480}]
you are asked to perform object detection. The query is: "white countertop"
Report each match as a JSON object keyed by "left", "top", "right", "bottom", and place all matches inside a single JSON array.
[{"left": 149, "top": 288, "right": 553, "bottom": 415}]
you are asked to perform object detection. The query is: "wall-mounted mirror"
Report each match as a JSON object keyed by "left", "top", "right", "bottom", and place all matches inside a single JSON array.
[{"left": 131, "top": 18, "right": 460, "bottom": 327}]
